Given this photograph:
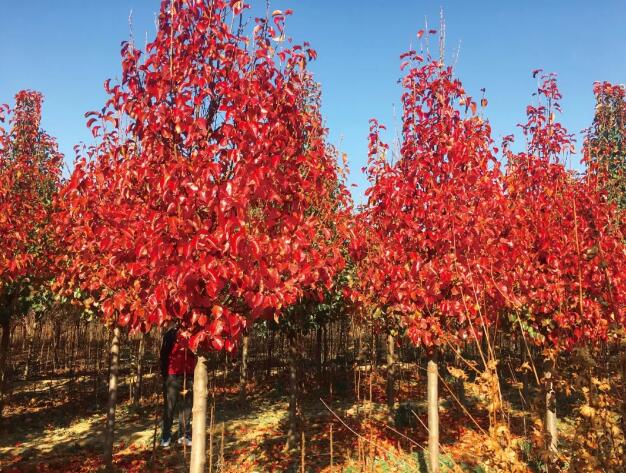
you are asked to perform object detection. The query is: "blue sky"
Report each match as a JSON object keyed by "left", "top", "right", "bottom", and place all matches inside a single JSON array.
[{"left": 1, "top": 1, "right": 625, "bottom": 203}]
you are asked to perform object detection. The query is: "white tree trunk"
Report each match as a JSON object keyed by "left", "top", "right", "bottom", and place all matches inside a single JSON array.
[
  {"left": 386, "top": 333, "right": 395, "bottom": 413},
  {"left": 190, "top": 355, "right": 208, "bottom": 473},
  {"left": 545, "top": 364, "right": 558, "bottom": 453},
  {"left": 104, "top": 326, "right": 120, "bottom": 469},
  {"left": 427, "top": 355, "right": 440, "bottom": 473},
  {"left": 286, "top": 333, "right": 299, "bottom": 451},
  {"left": 239, "top": 333, "right": 249, "bottom": 402}
]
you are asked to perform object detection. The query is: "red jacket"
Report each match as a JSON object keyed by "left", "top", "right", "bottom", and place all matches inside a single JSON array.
[{"left": 161, "top": 328, "right": 196, "bottom": 376}]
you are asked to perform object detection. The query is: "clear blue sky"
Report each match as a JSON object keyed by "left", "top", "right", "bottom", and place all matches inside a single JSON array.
[{"left": 1, "top": 1, "right": 625, "bottom": 203}]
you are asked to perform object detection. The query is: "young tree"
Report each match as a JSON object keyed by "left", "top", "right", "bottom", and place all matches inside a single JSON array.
[
  {"left": 355, "top": 34, "right": 507, "bottom": 472},
  {"left": 0, "top": 90, "right": 62, "bottom": 417},
  {"left": 503, "top": 72, "right": 626, "bottom": 454},
  {"left": 583, "top": 82, "right": 626, "bottom": 468},
  {"left": 56, "top": 1, "right": 350, "bottom": 470},
  {"left": 585, "top": 82, "right": 626, "bottom": 209}
]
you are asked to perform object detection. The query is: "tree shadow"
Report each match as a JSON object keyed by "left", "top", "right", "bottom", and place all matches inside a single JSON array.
[
  {"left": 210, "top": 389, "right": 431, "bottom": 473},
  {"left": 2, "top": 361, "right": 496, "bottom": 472}
]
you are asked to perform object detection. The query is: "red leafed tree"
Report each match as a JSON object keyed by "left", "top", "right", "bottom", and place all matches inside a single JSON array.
[
  {"left": 0, "top": 90, "right": 62, "bottom": 416},
  {"left": 353, "top": 37, "right": 508, "bottom": 472},
  {"left": 583, "top": 80, "right": 626, "bottom": 471},
  {"left": 355, "top": 50, "right": 507, "bottom": 351},
  {"left": 585, "top": 81, "right": 626, "bottom": 209},
  {"left": 502, "top": 72, "right": 626, "bottom": 453},
  {"left": 55, "top": 1, "right": 350, "bottom": 469},
  {"left": 504, "top": 72, "right": 625, "bottom": 352}
]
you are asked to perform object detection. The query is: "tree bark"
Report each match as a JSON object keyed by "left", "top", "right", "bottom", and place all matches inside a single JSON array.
[
  {"left": 23, "top": 313, "right": 38, "bottom": 379},
  {"left": 104, "top": 326, "right": 120, "bottom": 469},
  {"left": 286, "top": 333, "right": 299, "bottom": 451},
  {"left": 52, "top": 319, "right": 62, "bottom": 373},
  {"left": 544, "top": 360, "right": 558, "bottom": 453},
  {"left": 357, "top": 327, "right": 367, "bottom": 364},
  {"left": 190, "top": 355, "right": 208, "bottom": 473},
  {"left": 266, "top": 329, "right": 274, "bottom": 377},
  {"left": 315, "top": 326, "right": 323, "bottom": 377},
  {"left": 371, "top": 330, "right": 377, "bottom": 366},
  {"left": 338, "top": 317, "right": 346, "bottom": 360},
  {"left": 68, "top": 320, "right": 80, "bottom": 397},
  {"left": 239, "top": 333, "right": 249, "bottom": 402},
  {"left": 427, "top": 353, "right": 440, "bottom": 473},
  {"left": 132, "top": 332, "right": 145, "bottom": 405},
  {"left": 386, "top": 333, "right": 395, "bottom": 413},
  {"left": 0, "top": 315, "right": 11, "bottom": 419},
  {"left": 323, "top": 323, "right": 330, "bottom": 367},
  {"left": 454, "top": 350, "right": 466, "bottom": 405}
]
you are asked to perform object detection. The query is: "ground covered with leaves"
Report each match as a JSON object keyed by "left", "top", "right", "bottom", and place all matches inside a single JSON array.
[{"left": 3, "top": 358, "right": 615, "bottom": 473}]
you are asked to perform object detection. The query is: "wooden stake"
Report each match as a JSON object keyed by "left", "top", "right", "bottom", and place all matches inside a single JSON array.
[
  {"left": 427, "top": 355, "right": 440, "bottom": 473},
  {"left": 151, "top": 396, "right": 159, "bottom": 461},
  {"left": 329, "top": 423, "right": 334, "bottom": 472},
  {"left": 220, "top": 422, "right": 225, "bottom": 471},
  {"left": 300, "top": 430, "right": 305, "bottom": 473},
  {"left": 209, "top": 401, "right": 214, "bottom": 473},
  {"left": 369, "top": 423, "right": 374, "bottom": 472},
  {"left": 369, "top": 371, "right": 373, "bottom": 408}
]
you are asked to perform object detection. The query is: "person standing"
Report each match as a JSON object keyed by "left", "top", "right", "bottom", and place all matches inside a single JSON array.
[{"left": 160, "top": 321, "right": 196, "bottom": 447}]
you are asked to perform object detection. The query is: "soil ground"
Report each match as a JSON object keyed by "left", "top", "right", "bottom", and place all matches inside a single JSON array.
[{"left": 0, "top": 363, "right": 568, "bottom": 472}]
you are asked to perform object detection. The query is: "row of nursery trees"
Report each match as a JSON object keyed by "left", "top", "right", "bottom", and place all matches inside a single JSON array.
[{"left": 1, "top": 1, "right": 625, "bottom": 471}]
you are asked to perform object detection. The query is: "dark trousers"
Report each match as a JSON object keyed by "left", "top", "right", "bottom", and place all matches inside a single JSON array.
[{"left": 162, "top": 374, "right": 193, "bottom": 439}]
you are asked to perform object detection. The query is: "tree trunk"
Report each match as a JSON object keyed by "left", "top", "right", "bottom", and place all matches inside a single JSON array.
[
  {"left": 104, "top": 326, "right": 120, "bottom": 469},
  {"left": 266, "top": 330, "right": 274, "bottom": 377},
  {"left": 357, "top": 328, "right": 367, "bottom": 364},
  {"left": 371, "top": 330, "right": 377, "bottom": 366},
  {"left": 338, "top": 317, "right": 346, "bottom": 360},
  {"left": 190, "top": 355, "right": 208, "bottom": 473},
  {"left": 0, "top": 315, "right": 11, "bottom": 418},
  {"left": 323, "top": 323, "right": 330, "bottom": 367},
  {"left": 286, "top": 333, "right": 299, "bottom": 451},
  {"left": 454, "top": 350, "right": 466, "bottom": 405},
  {"left": 315, "top": 326, "right": 323, "bottom": 377},
  {"left": 132, "top": 333, "right": 145, "bottom": 405},
  {"left": 521, "top": 338, "right": 531, "bottom": 402},
  {"left": 38, "top": 326, "right": 46, "bottom": 372},
  {"left": 239, "top": 333, "right": 249, "bottom": 402},
  {"left": 52, "top": 319, "right": 62, "bottom": 373},
  {"left": 544, "top": 360, "right": 558, "bottom": 453},
  {"left": 68, "top": 321, "right": 80, "bottom": 397},
  {"left": 427, "top": 353, "right": 439, "bottom": 473},
  {"left": 23, "top": 314, "right": 38, "bottom": 379},
  {"left": 93, "top": 331, "right": 102, "bottom": 406},
  {"left": 386, "top": 333, "right": 395, "bottom": 413}
]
